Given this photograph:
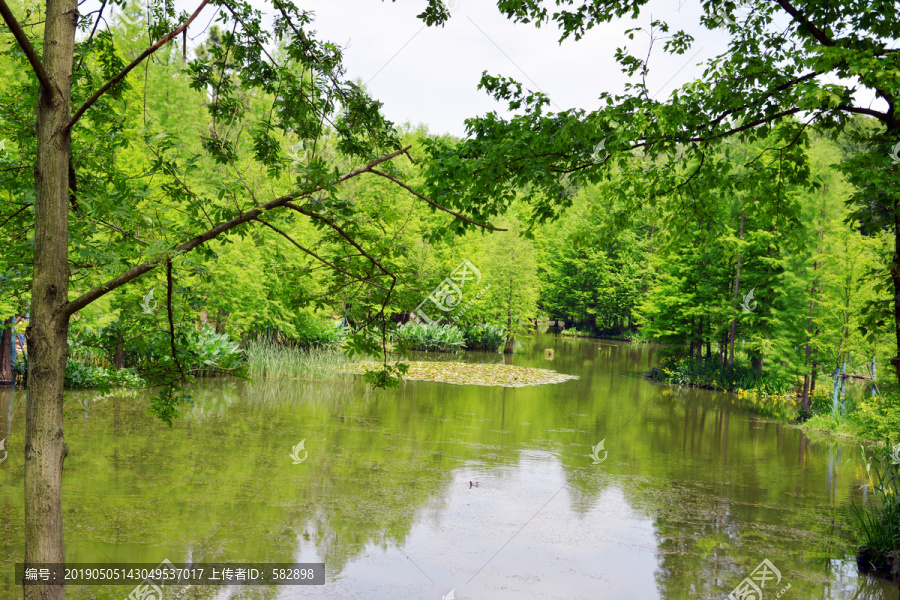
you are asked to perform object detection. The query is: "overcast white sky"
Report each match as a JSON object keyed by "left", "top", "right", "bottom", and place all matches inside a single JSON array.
[
  {"left": 288, "top": 0, "right": 732, "bottom": 136},
  {"left": 99, "top": 0, "right": 890, "bottom": 137}
]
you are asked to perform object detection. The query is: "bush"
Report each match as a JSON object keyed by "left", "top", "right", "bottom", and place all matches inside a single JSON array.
[
  {"left": 560, "top": 327, "right": 591, "bottom": 338},
  {"left": 393, "top": 322, "right": 465, "bottom": 353},
  {"left": 855, "top": 391, "right": 900, "bottom": 444},
  {"left": 288, "top": 313, "right": 348, "bottom": 348},
  {"left": 458, "top": 323, "right": 506, "bottom": 352},
  {"left": 130, "top": 326, "right": 245, "bottom": 377},
  {"left": 655, "top": 356, "right": 793, "bottom": 394},
  {"left": 64, "top": 360, "right": 145, "bottom": 389}
]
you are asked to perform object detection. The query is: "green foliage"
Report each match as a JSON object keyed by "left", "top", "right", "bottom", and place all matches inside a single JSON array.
[
  {"left": 361, "top": 361, "right": 410, "bottom": 389},
  {"left": 287, "top": 314, "right": 348, "bottom": 349},
  {"left": 63, "top": 360, "right": 145, "bottom": 390},
  {"left": 457, "top": 322, "right": 506, "bottom": 352},
  {"left": 392, "top": 322, "right": 465, "bottom": 353},
  {"left": 560, "top": 328, "right": 591, "bottom": 338},
  {"left": 654, "top": 356, "right": 793, "bottom": 395},
  {"left": 129, "top": 326, "right": 246, "bottom": 378},
  {"left": 855, "top": 391, "right": 900, "bottom": 445}
]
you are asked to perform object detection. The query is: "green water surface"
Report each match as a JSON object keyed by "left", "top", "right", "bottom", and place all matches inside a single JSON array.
[{"left": 1, "top": 335, "right": 896, "bottom": 599}]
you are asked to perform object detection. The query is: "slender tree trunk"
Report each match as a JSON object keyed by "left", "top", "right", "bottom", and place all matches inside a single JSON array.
[
  {"left": 114, "top": 332, "right": 124, "bottom": 371},
  {"left": 0, "top": 317, "right": 12, "bottom": 384},
  {"left": 892, "top": 201, "right": 900, "bottom": 386},
  {"left": 25, "top": 0, "right": 76, "bottom": 597},
  {"left": 504, "top": 281, "right": 514, "bottom": 354},
  {"left": 696, "top": 317, "right": 703, "bottom": 361},
  {"left": 728, "top": 209, "right": 744, "bottom": 365},
  {"left": 801, "top": 200, "right": 825, "bottom": 414},
  {"left": 689, "top": 317, "right": 695, "bottom": 359}
]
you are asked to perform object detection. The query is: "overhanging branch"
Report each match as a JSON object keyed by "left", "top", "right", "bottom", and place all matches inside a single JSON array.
[{"left": 60, "top": 148, "right": 411, "bottom": 317}]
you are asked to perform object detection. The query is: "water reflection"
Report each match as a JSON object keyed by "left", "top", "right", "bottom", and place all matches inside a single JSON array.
[{"left": 0, "top": 337, "right": 896, "bottom": 600}]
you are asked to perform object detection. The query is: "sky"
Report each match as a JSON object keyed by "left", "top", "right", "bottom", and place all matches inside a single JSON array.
[
  {"left": 101, "top": 0, "right": 885, "bottom": 138},
  {"left": 291, "top": 0, "right": 732, "bottom": 136}
]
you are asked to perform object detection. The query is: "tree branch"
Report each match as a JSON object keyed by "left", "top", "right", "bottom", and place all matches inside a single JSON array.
[
  {"left": 772, "top": 0, "right": 835, "bottom": 47},
  {"left": 67, "top": 0, "right": 211, "bottom": 130},
  {"left": 0, "top": 0, "right": 55, "bottom": 94},
  {"left": 368, "top": 169, "right": 506, "bottom": 231},
  {"left": 253, "top": 216, "right": 389, "bottom": 290},
  {"left": 61, "top": 149, "right": 410, "bottom": 317}
]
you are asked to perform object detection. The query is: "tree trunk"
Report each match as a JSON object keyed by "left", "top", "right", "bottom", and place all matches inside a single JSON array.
[
  {"left": 800, "top": 199, "right": 825, "bottom": 414},
  {"left": 504, "top": 282, "right": 514, "bottom": 354},
  {"left": 26, "top": 0, "right": 77, "bottom": 597},
  {"left": 0, "top": 317, "right": 12, "bottom": 384},
  {"left": 728, "top": 209, "right": 744, "bottom": 366},
  {"left": 114, "top": 332, "right": 124, "bottom": 371},
  {"left": 892, "top": 202, "right": 900, "bottom": 386},
  {"left": 696, "top": 317, "right": 703, "bottom": 361}
]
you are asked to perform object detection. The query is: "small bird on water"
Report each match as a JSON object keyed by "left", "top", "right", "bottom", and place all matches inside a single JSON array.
[{"left": 469, "top": 481, "right": 479, "bottom": 488}]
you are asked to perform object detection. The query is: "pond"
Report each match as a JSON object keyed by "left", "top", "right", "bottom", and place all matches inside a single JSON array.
[{"left": 1, "top": 334, "right": 897, "bottom": 599}]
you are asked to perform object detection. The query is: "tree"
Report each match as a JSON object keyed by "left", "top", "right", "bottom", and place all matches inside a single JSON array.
[
  {"left": 0, "top": 0, "right": 487, "bottom": 598},
  {"left": 420, "top": 0, "right": 900, "bottom": 384}
]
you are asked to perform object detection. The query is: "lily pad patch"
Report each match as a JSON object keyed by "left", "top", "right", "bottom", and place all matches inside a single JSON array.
[{"left": 346, "top": 361, "right": 578, "bottom": 387}]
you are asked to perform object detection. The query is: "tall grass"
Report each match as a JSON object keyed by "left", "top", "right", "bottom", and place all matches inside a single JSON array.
[
  {"left": 243, "top": 338, "right": 349, "bottom": 380},
  {"left": 853, "top": 442, "right": 900, "bottom": 578}
]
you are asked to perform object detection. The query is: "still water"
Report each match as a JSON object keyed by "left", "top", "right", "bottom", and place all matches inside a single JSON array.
[{"left": 1, "top": 335, "right": 897, "bottom": 599}]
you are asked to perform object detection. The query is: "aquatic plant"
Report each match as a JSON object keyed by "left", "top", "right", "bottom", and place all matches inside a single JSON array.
[
  {"left": 243, "top": 338, "right": 349, "bottom": 380},
  {"left": 457, "top": 322, "right": 506, "bottom": 352},
  {"left": 853, "top": 442, "right": 900, "bottom": 581},
  {"left": 392, "top": 322, "right": 465, "bottom": 353}
]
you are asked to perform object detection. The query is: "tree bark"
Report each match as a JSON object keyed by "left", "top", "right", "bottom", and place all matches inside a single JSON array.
[
  {"left": 0, "top": 317, "right": 12, "bottom": 384},
  {"left": 25, "top": 0, "right": 76, "bottom": 597},
  {"left": 892, "top": 200, "right": 900, "bottom": 386}
]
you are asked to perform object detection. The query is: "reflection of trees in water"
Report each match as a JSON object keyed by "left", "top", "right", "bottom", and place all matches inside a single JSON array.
[{"left": 242, "top": 376, "right": 359, "bottom": 410}]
